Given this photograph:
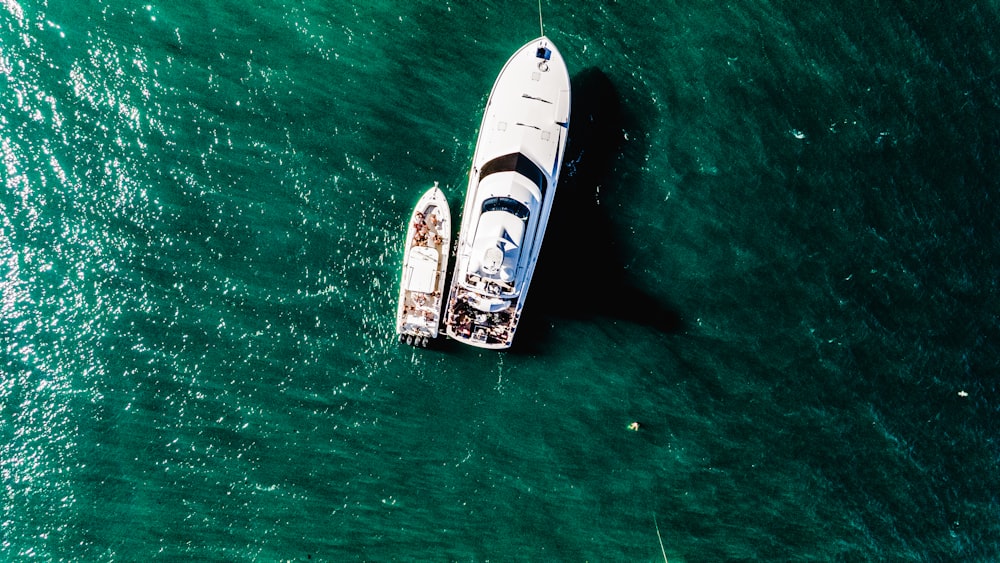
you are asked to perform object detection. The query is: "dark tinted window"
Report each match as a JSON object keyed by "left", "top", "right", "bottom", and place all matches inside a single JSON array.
[
  {"left": 480, "top": 153, "right": 547, "bottom": 193},
  {"left": 482, "top": 197, "right": 530, "bottom": 220}
]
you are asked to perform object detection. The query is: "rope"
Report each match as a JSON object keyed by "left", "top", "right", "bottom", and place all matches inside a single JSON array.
[
  {"left": 654, "top": 514, "right": 669, "bottom": 563},
  {"left": 537, "top": 0, "right": 544, "bottom": 37}
]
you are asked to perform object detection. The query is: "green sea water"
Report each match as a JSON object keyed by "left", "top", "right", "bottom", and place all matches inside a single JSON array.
[{"left": 2, "top": 0, "right": 998, "bottom": 560}]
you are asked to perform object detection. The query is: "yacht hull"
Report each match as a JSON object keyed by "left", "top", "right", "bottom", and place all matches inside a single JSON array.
[
  {"left": 444, "top": 37, "right": 571, "bottom": 349},
  {"left": 396, "top": 183, "right": 451, "bottom": 347}
]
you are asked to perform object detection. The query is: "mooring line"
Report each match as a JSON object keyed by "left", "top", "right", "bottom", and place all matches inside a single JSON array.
[
  {"left": 537, "top": 0, "right": 544, "bottom": 37},
  {"left": 654, "top": 513, "right": 669, "bottom": 563}
]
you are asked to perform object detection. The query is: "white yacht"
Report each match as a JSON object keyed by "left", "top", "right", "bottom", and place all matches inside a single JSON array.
[
  {"left": 444, "top": 37, "right": 571, "bottom": 349},
  {"left": 396, "top": 183, "right": 451, "bottom": 347}
]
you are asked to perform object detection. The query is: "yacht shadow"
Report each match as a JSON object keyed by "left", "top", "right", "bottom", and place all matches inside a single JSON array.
[{"left": 512, "top": 67, "right": 684, "bottom": 353}]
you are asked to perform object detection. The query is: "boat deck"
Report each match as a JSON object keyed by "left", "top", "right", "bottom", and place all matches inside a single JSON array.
[
  {"left": 397, "top": 193, "right": 449, "bottom": 346},
  {"left": 445, "top": 287, "right": 519, "bottom": 348}
]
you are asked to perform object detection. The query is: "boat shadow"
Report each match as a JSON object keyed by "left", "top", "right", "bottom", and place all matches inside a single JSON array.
[{"left": 512, "top": 67, "right": 684, "bottom": 353}]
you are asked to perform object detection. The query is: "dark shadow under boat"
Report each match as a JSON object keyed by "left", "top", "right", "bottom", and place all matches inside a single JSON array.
[{"left": 512, "top": 67, "right": 684, "bottom": 353}]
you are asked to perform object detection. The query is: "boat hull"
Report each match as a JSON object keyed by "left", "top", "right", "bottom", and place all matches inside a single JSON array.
[
  {"left": 396, "top": 184, "right": 451, "bottom": 347},
  {"left": 444, "top": 37, "right": 571, "bottom": 349}
]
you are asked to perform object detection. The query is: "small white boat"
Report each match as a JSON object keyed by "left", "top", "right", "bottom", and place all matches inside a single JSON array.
[
  {"left": 396, "top": 183, "right": 451, "bottom": 347},
  {"left": 444, "top": 37, "right": 571, "bottom": 349}
]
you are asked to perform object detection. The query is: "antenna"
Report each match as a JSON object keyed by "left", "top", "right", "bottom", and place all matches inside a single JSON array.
[{"left": 537, "top": 0, "right": 544, "bottom": 37}]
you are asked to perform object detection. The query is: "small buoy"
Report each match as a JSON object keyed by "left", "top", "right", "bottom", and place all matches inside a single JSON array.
[{"left": 628, "top": 422, "right": 640, "bottom": 431}]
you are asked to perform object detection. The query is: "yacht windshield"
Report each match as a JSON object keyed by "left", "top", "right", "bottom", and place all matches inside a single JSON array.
[
  {"left": 481, "top": 197, "right": 529, "bottom": 220},
  {"left": 479, "top": 153, "right": 547, "bottom": 193}
]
